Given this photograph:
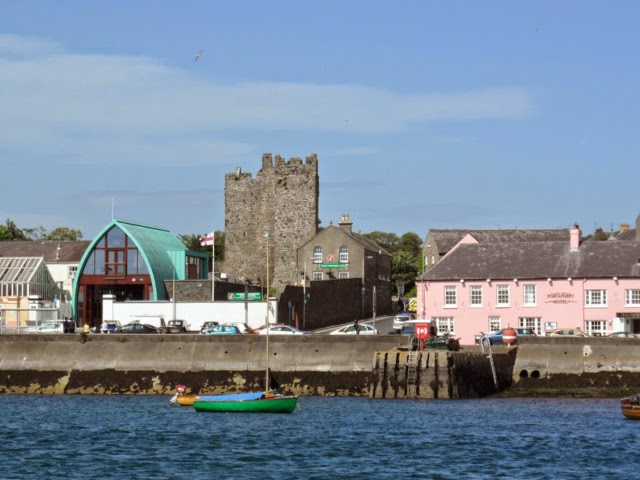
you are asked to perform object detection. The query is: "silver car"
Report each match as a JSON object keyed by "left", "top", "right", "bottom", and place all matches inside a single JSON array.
[{"left": 393, "top": 312, "right": 416, "bottom": 332}]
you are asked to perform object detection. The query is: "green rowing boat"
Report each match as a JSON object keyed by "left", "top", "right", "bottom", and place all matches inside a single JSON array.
[{"left": 193, "top": 392, "right": 298, "bottom": 413}]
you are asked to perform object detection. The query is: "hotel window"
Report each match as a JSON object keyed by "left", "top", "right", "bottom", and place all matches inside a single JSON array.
[
  {"left": 470, "top": 286, "right": 483, "bottom": 307},
  {"left": 497, "top": 285, "right": 510, "bottom": 307},
  {"left": 489, "top": 316, "right": 501, "bottom": 333},
  {"left": 434, "top": 317, "right": 454, "bottom": 335},
  {"left": 586, "top": 320, "right": 606, "bottom": 337},
  {"left": 312, "top": 271, "right": 323, "bottom": 281},
  {"left": 339, "top": 246, "right": 349, "bottom": 263},
  {"left": 313, "top": 246, "right": 322, "bottom": 263},
  {"left": 585, "top": 289, "right": 607, "bottom": 307},
  {"left": 338, "top": 271, "right": 349, "bottom": 279},
  {"left": 444, "top": 286, "right": 457, "bottom": 307},
  {"left": 519, "top": 317, "right": 542, "bottom": 336},
  {"left": 626, "top": 289, "right": 640, "bottom": 306},
  {"left": 523, "top": 285, "right": 536, "bottom": 306}
]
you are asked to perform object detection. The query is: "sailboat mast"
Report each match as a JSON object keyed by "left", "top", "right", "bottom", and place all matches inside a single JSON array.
[{"left": 265, "top": 233, "right": 270, "bottom": 393}]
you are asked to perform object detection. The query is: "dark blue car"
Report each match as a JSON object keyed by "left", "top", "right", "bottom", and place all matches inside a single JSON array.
[{"left": 476, "top": 327, "right": 536, "bottom": 346}]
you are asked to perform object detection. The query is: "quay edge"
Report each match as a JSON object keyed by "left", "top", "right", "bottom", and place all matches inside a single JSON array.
[{"left": 1, "top": 335, "right": 639, "bottom": 398}]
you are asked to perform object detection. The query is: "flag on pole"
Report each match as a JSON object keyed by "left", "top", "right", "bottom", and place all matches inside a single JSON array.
[{"left": 200, "top": 232, "right": 214, "bottom": 246}]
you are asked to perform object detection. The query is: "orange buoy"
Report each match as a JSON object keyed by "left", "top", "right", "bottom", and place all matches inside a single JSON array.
[{"left": 503, "top": 327, "right": 518, "bottom": 345}]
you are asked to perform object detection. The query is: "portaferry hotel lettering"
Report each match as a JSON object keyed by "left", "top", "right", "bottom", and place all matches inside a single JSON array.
[
  {"left": 545, "top": 292, "right": 576, "bottom": 304},
  {"left": 416, "top": 224, "right": 640, "bottom": 345}
]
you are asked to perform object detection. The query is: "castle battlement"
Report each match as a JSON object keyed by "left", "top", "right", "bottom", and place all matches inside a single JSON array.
[{"left": 261, "top": 153, "right": 318, "bottom": 172}]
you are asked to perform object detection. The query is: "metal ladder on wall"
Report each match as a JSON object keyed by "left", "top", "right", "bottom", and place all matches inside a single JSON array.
[{"left": 406, "top": 351, "right": 419, "bottom": 398}]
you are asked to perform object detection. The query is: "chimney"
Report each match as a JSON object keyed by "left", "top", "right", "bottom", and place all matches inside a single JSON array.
[
  {"left": 338, "top": 214, "right": 353, "bottom": 233},
  {"left": 570, "top": 223, "right": 581, "bottom": 251},
  {"left": 620, "top": 223, "right": 629, "bottom": 232}
]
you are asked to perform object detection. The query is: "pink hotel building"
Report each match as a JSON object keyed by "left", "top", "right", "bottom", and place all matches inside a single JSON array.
[{"left": 416, "top": 224, "right": 640, "bottom": 345}]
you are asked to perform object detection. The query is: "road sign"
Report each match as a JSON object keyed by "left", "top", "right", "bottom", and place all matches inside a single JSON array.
[
  {"left": 321, "top": 262, "right": 341, "bottom": 268},
  {"left": 227, "top": 292, "right": 262, "bottom": 301},
  {"left": 397, "top": 283, "right": 405, "bottom": 295},
  {"left": 327, "top": 254, "right": 335, "bottom": 262}
]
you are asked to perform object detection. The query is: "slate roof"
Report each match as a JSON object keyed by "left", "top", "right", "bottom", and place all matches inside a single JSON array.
[
  {"left": 420, "top": 241, "right": 640, "bottom": 281},
  {"left": 610, "top": 228, "right": 637, "bottom": 241},
  {"left": 0, "top": 240, "right": 90, "bottom": 263},
  {"left": 426, "top": 229, "right": 569, "bottom": 253}
]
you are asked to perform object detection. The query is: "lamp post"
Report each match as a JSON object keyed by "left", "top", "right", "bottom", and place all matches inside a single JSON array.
[
  {"left": 172, "top": 265, "right": 176, "bottom": 322},
  {"left": 211, "top": 230, "right": 215, "bottom": 302}
]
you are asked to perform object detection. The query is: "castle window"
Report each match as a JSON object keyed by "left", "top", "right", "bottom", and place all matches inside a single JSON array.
[
  {"left": 339, "top": 246, "right": 349, "bottom": 263},
  {"left": 313, "top": 246, "right": 322, "bottom": 263}
]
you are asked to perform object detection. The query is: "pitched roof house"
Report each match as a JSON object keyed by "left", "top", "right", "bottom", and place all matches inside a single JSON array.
[
  {"left": 416, "top": 224, "right": 640, "bottom": 345},
  {"left": 422, "top": 228, "right": 569, "bottom": 272}
]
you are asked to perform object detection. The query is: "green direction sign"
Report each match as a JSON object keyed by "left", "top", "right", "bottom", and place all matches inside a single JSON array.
[
  {"left": 227, "top": 292, "right": 263, "bottom": 301},
  {"left": 321, "top": 262, "right": 342, "bottom": 268}
]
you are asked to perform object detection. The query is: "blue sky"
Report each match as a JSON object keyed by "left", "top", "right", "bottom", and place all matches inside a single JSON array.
[{"left": 1, "top": 1, "right": 638, "bottom": 240}]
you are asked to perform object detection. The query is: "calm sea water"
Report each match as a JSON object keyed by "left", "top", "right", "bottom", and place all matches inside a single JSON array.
[{"left": 0, "top": 395, "right": 637, "bottom": 479}]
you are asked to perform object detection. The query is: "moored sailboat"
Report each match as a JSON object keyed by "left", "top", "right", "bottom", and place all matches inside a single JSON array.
[{"left": 192, "top": 233, "right": 298, "bottom": 414}]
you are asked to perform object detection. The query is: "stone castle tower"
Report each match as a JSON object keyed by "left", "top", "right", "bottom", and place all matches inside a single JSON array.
[{"left": 224, "top": 153, "right": 319, "bottom": 292}]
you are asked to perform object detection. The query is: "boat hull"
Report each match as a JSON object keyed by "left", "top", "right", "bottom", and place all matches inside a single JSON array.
[
  {"left": 621, "top": 396, "right": 640, "bottom": 420},
  {"left": 177, "top": 395, "right": 197, "bottom": 407},
  {"left": 194, "top": 395, "right": 297, "bottom": 413}
]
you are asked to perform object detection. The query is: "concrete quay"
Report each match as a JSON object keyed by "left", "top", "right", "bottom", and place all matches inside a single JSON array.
[{"left": 1, "top": 334, "right": 639, "bottom": 398}]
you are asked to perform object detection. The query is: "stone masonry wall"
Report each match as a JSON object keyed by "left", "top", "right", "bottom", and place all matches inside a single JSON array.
[{"left": 224, "top": 153, "right": 319, "bottom": 293}]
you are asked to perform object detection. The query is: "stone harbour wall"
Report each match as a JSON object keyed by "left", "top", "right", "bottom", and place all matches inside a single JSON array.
[{"left": 0, "top": 333, "right": 405, "bottom": 397}]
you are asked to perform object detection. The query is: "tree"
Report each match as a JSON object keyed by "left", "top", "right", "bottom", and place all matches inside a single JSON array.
[
  {"left": 45, "top": 227, "right": 83, "bottom": 241},
  {"left": 392, "top": 250, "right": 419, "bottom": 294},
  {"left": 363, "top": 231, "right": 399, "bottom": 254},
  {"left": 0, "top": 219, "right": 27, "bottom": 241},
  {"left": 179, "top": 231, "right": 225, "bottom": 262},
  {"left": 397, "top": 232, "right": 422, "bottom": 257}
]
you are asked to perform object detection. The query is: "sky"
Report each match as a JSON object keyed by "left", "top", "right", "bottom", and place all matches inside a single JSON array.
[{"left": 1, "top": 1, "right": 639, "bottom": 241}]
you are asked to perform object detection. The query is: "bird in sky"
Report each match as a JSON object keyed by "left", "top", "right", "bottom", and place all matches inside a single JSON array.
[{"left": 194, "top": 49, "right": 204, "bottom": 61}]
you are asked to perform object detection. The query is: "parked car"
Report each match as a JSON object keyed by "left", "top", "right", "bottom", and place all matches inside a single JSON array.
[
  {"left": 223, "top": 322, "right": 256, "bottom": 334},
  {"left": 255, "top": 324, "right": 306, "bottom": 335},
  {"left": 202, "top": 324, "right": 241, "bottom": 335},
  {"left": 548, "top": 328, "right": 590, "bottom": 337},
  {"left": 166, "top": 319, "right": 189, "bottom": 333},
  {"left": 35, "top": 320, "right": 64, "bottom": 334},
  {"left": 476, "top": 327, "right": 537, "bottom": 346},
  {"left": 101, "top": 320, "right": 121, "bottom": 333},
  {"left": 200, "top": 321, "right": 219, "bottom": 333},
  {"left": 392, "top": 312, "right": 417, "bottom": 332},
  {"left": 330, "top": 324, "right": 379, "bottom": 335},
  {"left": 115, "top": 323, "right": 160, "bottom": 334},
  {"left": 606, "top": 332, "right": 638, "bottom": 338}
]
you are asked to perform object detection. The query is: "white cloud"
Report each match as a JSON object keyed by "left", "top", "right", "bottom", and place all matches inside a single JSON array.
[{"left": 0, "top": 34, "right": 534, "bottom": 166}]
